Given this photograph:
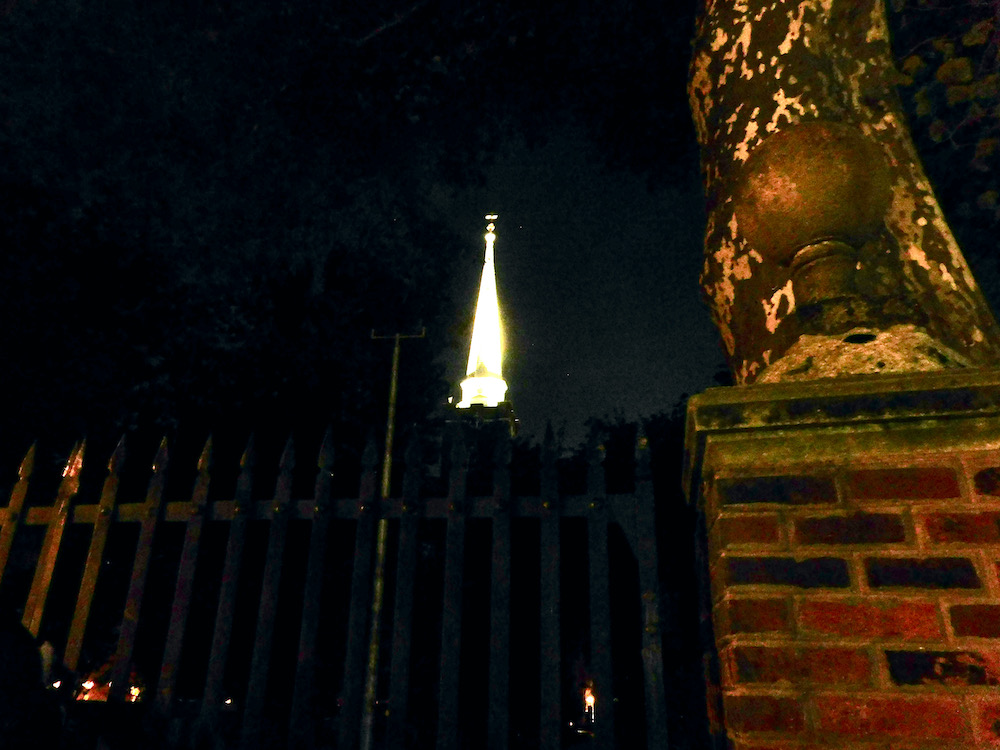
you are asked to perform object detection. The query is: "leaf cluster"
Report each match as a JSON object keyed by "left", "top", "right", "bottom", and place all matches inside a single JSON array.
[{"left": 889, "top": 0, "right": 1000, "bottom": 281}]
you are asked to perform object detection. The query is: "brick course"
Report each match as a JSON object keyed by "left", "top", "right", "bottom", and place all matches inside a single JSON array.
[{"left": 688, "top": 370, "right": 1000, "bottom": 750}]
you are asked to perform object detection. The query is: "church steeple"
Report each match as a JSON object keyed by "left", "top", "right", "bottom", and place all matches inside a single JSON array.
[{"left": 457, "top": 215, "right": 510, "bottom": 410}]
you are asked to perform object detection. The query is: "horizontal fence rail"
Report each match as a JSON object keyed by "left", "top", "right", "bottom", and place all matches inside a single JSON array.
[{"left": 0, "top": 426, "right": 671, "bottom": 750}]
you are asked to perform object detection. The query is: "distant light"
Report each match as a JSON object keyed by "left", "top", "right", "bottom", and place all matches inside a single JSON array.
[
  {"left": 82, "top": 680, "right": 95, "bottom": 690},
  {"left": 224, "top": 698, "right": 233, "bottom": 705},
  {"left": 51, "top": 680, "right": 62, "bottom": 689}
]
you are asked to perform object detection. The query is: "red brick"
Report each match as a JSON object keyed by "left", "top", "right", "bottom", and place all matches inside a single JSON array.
[
  {"left": 865, "top": 556, "right": 980, "bottom": 589},
  {"left": 718, "top": 475, "right": 837, "bottom": 506},
  {"left": 814, "top": 695, "right": 968, "bottom": 739},
  {"left": 923, "top": 512, "right": 1000, "bottom": 543},
  {"left": 720, "top": 598, "right": 793, "bottom": 634},
  {"left": 719, "top": 514, "right": 781, "bottom": 547},
  {"left": 950, "top": 604, "right": 1000, "bottom": 637},
  {"left": 724, "top": 694, "right": 804, "bottom": 734},
  {"left": 848, "top": 468, "right": 959, "bottom": 500},
  {"left": 975, "top": 468, "right": 1000, "bottom": 497},
  {"left": 798, "top": 599, "right": 942, "bottom": 640},
  {"left": 969, "top": 695, "right": 1000, "bottom": 746},
  {"left": 728, "top": 645, "right": 870, "bottom": 685},
  {"left": 796, "top": 512, "right": 905, "bottom": 545}
]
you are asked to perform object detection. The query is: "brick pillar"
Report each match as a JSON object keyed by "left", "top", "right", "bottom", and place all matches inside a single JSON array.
[{"left": 685, "top": 369, "right": 1000, "bottom": 750}]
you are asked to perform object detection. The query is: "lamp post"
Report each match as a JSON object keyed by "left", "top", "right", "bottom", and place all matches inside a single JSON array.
[{"left": 361, "top": 327, "right": 425, "bottom": 750}]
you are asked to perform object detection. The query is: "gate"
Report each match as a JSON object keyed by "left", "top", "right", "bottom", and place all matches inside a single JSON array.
[{"left": 0, "top": 425, "right": 673, "bottom": 749}]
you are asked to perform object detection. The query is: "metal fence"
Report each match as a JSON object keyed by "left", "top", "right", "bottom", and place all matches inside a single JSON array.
[{"left": 0, "top": 425, "right": 671, "bottom": 750}]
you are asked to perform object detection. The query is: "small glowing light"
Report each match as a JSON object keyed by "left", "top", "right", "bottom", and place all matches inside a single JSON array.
[
  {"left": 584, "top": 685, "right": 596, "bottom": 723},
  {"left": 52, "top": 680, "right": 62, "bottom": 689},
  {"left": 224, "top": 698, "right": 233, "bottom": 705},
  {"left": 129, "top": 685, "right": 141, "bottom": 702},
  {"left": 82, "top": 680, "right": 95, "bottom": 690}
]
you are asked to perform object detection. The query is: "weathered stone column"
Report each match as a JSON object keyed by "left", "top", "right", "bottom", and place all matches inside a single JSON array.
[
  {"left": 688, "top": 0, "right": 1000, "bottom": 383},
  {"left": 686, "top": 3, "right": 1000, "bottom": 748}
]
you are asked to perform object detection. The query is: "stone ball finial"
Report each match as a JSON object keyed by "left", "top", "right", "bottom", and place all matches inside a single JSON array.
[{"left": 732, "top": 121, "right": 893, "bottom": 266}]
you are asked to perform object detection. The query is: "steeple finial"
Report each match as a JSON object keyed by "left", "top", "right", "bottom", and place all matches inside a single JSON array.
[{"left": 457, "top": 214, "right": 509, "bottom": 409}]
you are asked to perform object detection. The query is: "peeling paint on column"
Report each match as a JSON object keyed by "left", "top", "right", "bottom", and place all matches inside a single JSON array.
[
  {"left": 763, "top": 280, "right": 795, "bottom": 333},
  {"left": 688, "top": 0, "right": 1000, "bottom": 382}
]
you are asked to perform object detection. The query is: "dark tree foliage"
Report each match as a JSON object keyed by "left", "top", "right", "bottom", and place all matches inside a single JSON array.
[{"left": 888, "top": 0, "right": 1000, "bottom": 299}]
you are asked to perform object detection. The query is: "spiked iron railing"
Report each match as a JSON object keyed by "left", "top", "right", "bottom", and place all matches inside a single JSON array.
[{"left": 0, "top": 426, "right": 672, "bottom": 750}]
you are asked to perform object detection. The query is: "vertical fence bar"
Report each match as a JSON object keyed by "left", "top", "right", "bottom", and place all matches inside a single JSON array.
[
  {"left": 634, "top": 429, "right": 669, "bottom": 750},
  {"left": 384, "top": 430, "right": 423, "bottom": 749},
  {"left": 156, "top": 436, "right": 213, "bottom": 714},
  {"left": 288, "top": 429, "right": 334, "bottom": 750},
  {"left": 199, "top": 436, "right": 255, "bottom": 734},
  {"left": 23, "top": 440, "right": 85, "bottom": 638},
  {"left": 241, "top": 437, "right": 295, "bottom": 748},
  {"left": 109, "top": 437, "right": 169, "bottom": 703},
  {"left": 435, "top": 431, "right": 468, "bottom": 750},
  {"left": 587, "top": 441, "right": 615, "bottom": 750},
  {"left": 64, "top": 438, "right": 125, "bottom": 671},
  {"left": 0, "top": 443, "right": 35, "bottom": 583},
  {"left": 487, "top": 428, "right": 511, "bottom": 750},
  {"left": 538, "top": 426, "right": 561, "bottom": 750},
  {"left": 337, "top": 436, "right": 379, "bottom": 750}
]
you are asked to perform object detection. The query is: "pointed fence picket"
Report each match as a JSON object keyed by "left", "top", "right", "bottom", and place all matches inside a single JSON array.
[{"left": 0, "top": 424, "right": 672, "bottom": 750}]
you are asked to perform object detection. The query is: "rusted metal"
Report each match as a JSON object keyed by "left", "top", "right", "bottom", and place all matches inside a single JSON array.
[
  {"left": 538, "top": 425, "right": 561, "bottom": 750},
  {"left": 488, "top": 427, "right": 512, "bottom": 750},
  {"left": 384, "top": 430, "right": 423, "bottom": 749},
  {"left": 156, "top": 435, "right": 212, "bottom": 714},
  {"left": 65, "top": 437, "right": 125, "bottom": 671},
  {"left": 289, "top": 428, "right": 335, "bottom": 750},
  {"left": 109, "top": 437, "right": 169, "bottom": 703},
  {"left": 241, "top": 436, "right": 296, "bottom": 749},
  {"left": 199, "top": 435, "right": 255, "bottom": 733},
  {"left": 23, "top": 440, "right": 84, "bottom": 638},
  {"left": 587, "top": 439, "right": 615, "bottom": 750},
  {"left": 435, "top": 430, "right": 469, "bottom": 750},
  {"left": 0, "top": 426, "right": 672, "bottom": 750},
  {"left": 337, "top": 435, "right": 380, "bottom": 750},
  {"left": 0, "top": 443, "right": 35, "bottom": 582}
]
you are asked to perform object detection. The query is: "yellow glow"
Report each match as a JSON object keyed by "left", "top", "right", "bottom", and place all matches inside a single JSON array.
[
  {"left": 82, "top": 680, "right": 95, "bottom": 690},
  {"left": 584, "top": 686, "right": 596, "bottom": 722},
  {"left": 129, "top": 685, "right": 142, "bottom": 702},
  {"left": 458, "top": 215, "right": 508, "bottom": 409}
]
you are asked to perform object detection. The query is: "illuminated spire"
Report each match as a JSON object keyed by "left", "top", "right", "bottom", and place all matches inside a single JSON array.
[{"left": 458, "top": 215, "right": 509, "bottom": 409}]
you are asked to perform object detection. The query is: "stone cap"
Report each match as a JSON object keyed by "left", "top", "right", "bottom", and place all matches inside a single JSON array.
[{"left": 684, "top": 367, "right": 1000, "bottom": 504}]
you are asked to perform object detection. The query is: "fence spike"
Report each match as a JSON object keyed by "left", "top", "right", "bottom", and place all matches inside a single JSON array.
[
  {"left": 152, "top": 436, "right": 169, "bottom": 473},
  {"left": 317, "top": 426, "right": 335, "bottom": 472},
  {"left": 62, "top": 439, "right": 86, "bottom": 481},
  {"left": 18, "top": 442, "right": 36, "bottom": 480},
  {"left": 240, "top": 433, "right": 257, "bottom": 470},
  {"left": 279, "top": 434, "right": 296, "bottom": 474},
  {"left": 108, "top": 435, "right": 126, "bottom": 473},
  {"left": 197, "top": 435, "right": 214, "bottom": 474}
]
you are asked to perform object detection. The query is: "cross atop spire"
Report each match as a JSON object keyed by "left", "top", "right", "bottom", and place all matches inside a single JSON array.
[{"left": 457, "top": 214, "right": 509, "bottom": 409}]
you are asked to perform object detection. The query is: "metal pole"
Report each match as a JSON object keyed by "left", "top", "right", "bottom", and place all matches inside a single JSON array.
[{"left": 362, "top": 328, "right": 424, "bottom": 750}]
